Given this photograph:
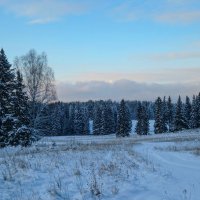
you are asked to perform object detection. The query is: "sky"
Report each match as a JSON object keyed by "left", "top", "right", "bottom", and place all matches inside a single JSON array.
[{"left": 1, "top": 0, "right": 200, "bottom": 102}]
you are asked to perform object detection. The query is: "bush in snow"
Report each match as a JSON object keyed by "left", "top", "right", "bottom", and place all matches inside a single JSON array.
[{"left": 9, "top": 126, "right": 39, "bottom": 147}]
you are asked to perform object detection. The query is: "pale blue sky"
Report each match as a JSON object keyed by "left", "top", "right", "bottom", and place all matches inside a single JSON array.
[{"left": 1, "top": 0, "right": 200, "bottom": 101}]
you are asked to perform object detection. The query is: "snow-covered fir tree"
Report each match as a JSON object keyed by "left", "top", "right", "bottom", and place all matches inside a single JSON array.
[
  {"left": 190, "top": 95, "right": 198, "bottom": 129},
  {"left": 154, "top": 97, "right": 166, "bottom": 134},
  {"left": 0, "top": 49, "right": 16, "bottom": 145},
  {"left": 72, "top": 103, "right": 90, "bottom": 135},
  {"left": 135, "top": 102, "right": 143, "bottom": 135},
  {"left": 142, "top": 103, "right": 150, "bottom": 135},
  {"left": 196, "top": 93, "right": 200, "bottom": 128},
  {"left": 51, "top": 104, "right": 62, "bottom": 135},
  {"left": 68, "top": 104, "right": 75, "bottom": 134},
  {"left": 102, "top": 103, "right": 115, "bottom": 134},
  {"left": 73, "top": 103, "right": 84, "bottom": 134},
  {"left": 9, "top": 69, "right": 33, "bottom": 146},
  {"left": 166, "top": 96, "right": 174, "bottom": 132},
  {"left": 116, "top": 99, "right": 132, "bottom": 137},
  {"left": 82, "top": 106, "right": 90, "bottom": 135},
  {"left": 0, "top": 50, "right": 35, "bottom": 147},
  {"left": 13, "top": 70, "right": 30, "bottom": 127},
  {"left": 93, "top": 105, "right": 102, "bottom": 135},
  {"left": 62, "top": 105, "right": 71, "bottom": 135},
  {"left": 135, "top": 102, "right": 149, "bottom": 135},
  {"left": 184, "top": 96, "right": 192, "bottom": 129},
  {"left": 174, "top": 96, "right": 188, "bottom": 131},
  {"left": 162, "top": 96, "right": 168, "bottom": 132}
]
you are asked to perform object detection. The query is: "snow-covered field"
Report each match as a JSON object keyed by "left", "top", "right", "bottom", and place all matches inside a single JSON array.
[{"left": 1, "top": 129, "right": 200, "bottom": 200}]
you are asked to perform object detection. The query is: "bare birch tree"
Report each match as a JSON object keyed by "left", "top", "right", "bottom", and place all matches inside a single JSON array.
[{"left": 14, "top": 49, "right": 57, "bottom": 128}]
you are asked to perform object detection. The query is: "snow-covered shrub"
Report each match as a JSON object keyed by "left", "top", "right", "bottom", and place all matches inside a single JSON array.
[
  {"left": 0, "top": 115, "right": 16, "bottom": 146},
  {"left": 9, "top": 126, "right": 40, "bottom": 147}
]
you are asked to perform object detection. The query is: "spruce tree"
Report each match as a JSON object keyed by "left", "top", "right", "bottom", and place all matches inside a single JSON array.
[
  {"left": 154, "top": 97, "right": 164, "bottom": 134},
  {"left": 174, "top": 96, "right": 188, "bottom": 131},
  {"left": 102, "top": 103, "right": 115, "bottom": 134},
  {"left": 0, "top": 49, "right": 16, "bottom": 145},
  {"left": 82, "top": 106, "right": 90, "bottom": 135},
  {"left": 73, "top": 103, "right": 84, "bottom": 134},
  {"left": 166, "top": 96, "right": 174, "bottom": 132},
  {"left": 162, "top": 96, "right": 168, "bottom": 132},
  {"left": 184, "top": 96, "right": 191, "bottom": 129},
  {"left": 68, "top": 104, "right": 75, "bottom": 134},
  {"left": 135, "top": 102, "right": 143, "bottom": 135},
  {"left": 51, "top": 104, "right": 62, "bottom": 135},
  {"left": 9, "top": 70, "right": 32, "bottom": 146},
  {"left": 116, "top": 99, "right": 132, "bottom": 137},
  {"left": 62, "top": 105, "right": 71, "bottom": 135},
  {"left": 142, "top": 104, "right": 149, "bottom": 135},
  {"left": 196, "top": 93, "right": 200, "bottom": 128},
  {"left": 14, "top": 70, "right": 30, "bottom": 127},
  {"left": 190, "top": 95, "right": 198, "bottom": 129},
  {"left": 136, "top": 102, "right": 149, "bottom": 135},
  {"left": 93, "top": 105, "right": 102, "bottom": 135}
]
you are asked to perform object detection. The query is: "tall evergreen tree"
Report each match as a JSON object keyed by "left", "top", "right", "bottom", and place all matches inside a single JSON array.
[
  {"left": 196, "top": 93, "right": 200, "bottom": 128},
  {"left": 184, "top": 96, "right": 192, "bottom": 129},
  {"left": 93, "top": 105, "right": 102, "bottom": 135},
  {"left": 190, "top": 95, "right": 197, "bottom": 128},
  {"left": 68, "top": 104, "right": 75, "bottom": 134},
  {"left": 135, "top": 102, "right": 143, "bottom": 135},
  {"left": 174, "top": 96, "right": 188, "bottom": 131},
  {"left": 142, "top": 104, "right": 150, "bottom": 135},
  {"left": 0, "top": 49, "right": 16, "bottom": 145},
  {"left": 154, "top": 97, "right": 165, "bottom": 134},
  {"left": 136, "top": 102, "right": 149, "bottom": 135},
  {"left": 51, "top": 104, "right": 62, "bottom": 135},
  {"left": 62, "top": 105, "right": 71, "bottom": 135},
  {"left": 82, "top": 106, "right": 90, "bottom": 135},
  {"left": 166, "top": 96, "right": 174, "bottom": 132},
  {"left": 116, "top": 99, "right": 132, "bottom": 137},
  {"left": 162, "top": 96, "right": 168, "bottom": 132},
  {"left": 14, "top": 70, "right": 30, "bottom": 127},
  {"left": 102, "top": 103, "right": 115, "bottom": 134},
  {"left": 73, "top": 103, "right": 84, "bottom": 134}
]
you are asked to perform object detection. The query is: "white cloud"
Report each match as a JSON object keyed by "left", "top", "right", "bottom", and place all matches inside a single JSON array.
[
  {"left": 67, "top": 67, "right": 200, "bottom": 84},
  {"left": 110, "top": 0, "right": 200, "bottom": 24},
  {"left": 0, "top": 0, "right": 88, "bottom": 24},
  {"left": 149, "top": 52, "right": 200, "bottom": 61},
  {"left": 155, "top": 11, "right": 200, "bottom": 24},
  {"left": 1, "top": 0, "right": 200, "bottom": 24},
  {"left": 57, "top": 80, "right": 200, "bottom": 102}
]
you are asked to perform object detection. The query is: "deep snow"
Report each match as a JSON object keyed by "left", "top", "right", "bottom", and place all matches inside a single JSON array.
[{"left": 0, "top": 129, "right": 200, "bottom": 200}]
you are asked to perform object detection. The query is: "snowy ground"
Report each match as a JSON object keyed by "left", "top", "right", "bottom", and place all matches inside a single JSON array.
[{"left": 0, "top": 129, "right": 200, "bottom": 200}]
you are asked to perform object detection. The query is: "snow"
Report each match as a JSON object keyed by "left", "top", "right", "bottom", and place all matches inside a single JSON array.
[{"left": 0, "top": 129, "right": 200, "bottom": 200}]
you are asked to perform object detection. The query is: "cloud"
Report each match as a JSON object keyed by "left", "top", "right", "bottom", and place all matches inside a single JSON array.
[
  {"left": 149, "top": 52, "right": 200, "bottom": 61},
  {"left": 110, "top": 0, "right": 200, "bottom": 24},
  {"left": 67, "top": 67, "right": 200, "bottom": 84},
  {"left": 155, "top": 11, "right": 200, "bottom": 24},
  {"left": 0, "top": 0, "right": 88, "bottom": 24},
  {"left": 1, "top": 0, "right": 200, "bottom": 24},
  {"left": 57, "top": 80, "right": 200, "bottom": 102}
]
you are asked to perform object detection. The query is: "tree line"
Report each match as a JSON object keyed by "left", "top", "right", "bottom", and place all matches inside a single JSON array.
[
  {"left": 153, "top": 95, "right": 200, "bottom": 134},
  {"left": 37, "top": 94, "right": 200, "bottom": 137},
  {"left": 36, "top": 100, "right": 153, "bottom": 137}
]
